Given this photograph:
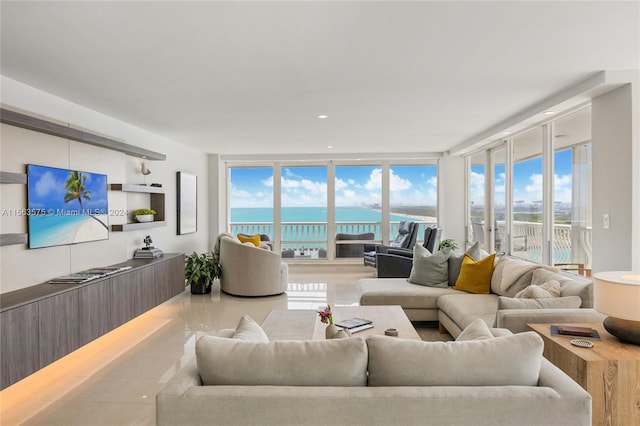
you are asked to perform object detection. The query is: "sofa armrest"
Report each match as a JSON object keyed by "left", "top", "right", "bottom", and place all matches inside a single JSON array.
[
  {"left": 496, "top": 308, "right": 606, "bottom": 333},
  {"left": 386, "top": 248, "right": 413, "bottom": 257},
  {"left": 157, "top": 358, "right": 202, "bottom": 398}
]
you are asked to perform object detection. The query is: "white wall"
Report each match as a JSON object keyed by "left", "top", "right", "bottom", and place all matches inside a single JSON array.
[
  {"left": 438, "top": 153, "right": 466, "bottom": 247},
  {"left": 591, "top": 83, "right": 637, "bottom": 272},
  {"left": 0, "top": 76, "right": 210, "bottom": 294}
]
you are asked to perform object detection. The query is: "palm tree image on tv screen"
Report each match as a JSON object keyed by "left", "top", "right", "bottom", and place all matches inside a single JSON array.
[{"left": 27, "top": 164, "right": 109, "bottom": 249}]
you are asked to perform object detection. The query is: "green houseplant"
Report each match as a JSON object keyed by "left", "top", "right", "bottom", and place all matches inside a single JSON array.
[
  {"left": 438, "top": 238, "right": 458, "bottom": 251},
  {"left": 185, "top": 251, "right": 222, "bottom": 294},
  {"left": 133, "top": 208, "right": 156, "bottom": 223}
]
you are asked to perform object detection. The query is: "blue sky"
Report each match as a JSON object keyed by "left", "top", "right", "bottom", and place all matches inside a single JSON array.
[
  {"left": 27, "top": 164, "right": 108, "bottom": 212},
  {"left": 230, "top": 165, "right": 438, "bottom": 208},
  {"left": 470, "top": 148, "right": 574, "bottom": 206}
]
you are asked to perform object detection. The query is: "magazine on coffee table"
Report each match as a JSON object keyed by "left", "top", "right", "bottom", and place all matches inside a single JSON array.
[{"left": 335, "top": 317, "right": 374, "bottom": 333}]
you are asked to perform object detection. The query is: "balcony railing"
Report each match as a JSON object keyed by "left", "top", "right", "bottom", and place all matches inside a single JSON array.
[
  {"left": 230, "top": 221, "right": 435, "bottom": 259},
  {"left": 497, "top": 221, "right": 592, "bottom": 267},
  {"left": 231, "top": 220, "right": 591, "bottom": 267}
]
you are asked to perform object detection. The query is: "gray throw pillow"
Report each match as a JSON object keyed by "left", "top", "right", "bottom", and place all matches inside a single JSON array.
[{"left": 408, "top": 244, "right": 450, "bottom": 287}]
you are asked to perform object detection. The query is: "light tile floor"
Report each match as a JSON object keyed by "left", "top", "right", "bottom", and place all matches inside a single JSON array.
[{"left": 0, "top": 266, "right": 451, "bottom": 426}]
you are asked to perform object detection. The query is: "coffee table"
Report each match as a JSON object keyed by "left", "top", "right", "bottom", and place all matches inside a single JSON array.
[
  {"left": 260, "top": 305, "right": 421, "bottom": 341},
  {"left": 313, "top": 305, "right": 421, "bottom": 340}
]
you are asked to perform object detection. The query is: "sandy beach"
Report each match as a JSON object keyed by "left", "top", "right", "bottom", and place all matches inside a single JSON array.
[{"left": 73, "top": 214, "right": 109, "bottom": 242}]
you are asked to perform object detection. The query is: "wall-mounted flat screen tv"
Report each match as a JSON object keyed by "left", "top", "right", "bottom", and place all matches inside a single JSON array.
[{"left": 27, "top": 164, "right": 109, "bottom": 249}]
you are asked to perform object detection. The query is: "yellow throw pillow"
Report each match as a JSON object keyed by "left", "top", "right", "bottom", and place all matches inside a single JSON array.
[
  {"left": 237, "top": 234, "right": 261, "bottom": 247},
  {"left": 453, "top": 253, "right": 496, "bottom": 294}
]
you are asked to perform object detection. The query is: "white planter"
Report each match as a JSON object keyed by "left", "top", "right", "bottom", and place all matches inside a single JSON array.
[{"left": 136, "top": 214, "right": 154, "bottom": 223}]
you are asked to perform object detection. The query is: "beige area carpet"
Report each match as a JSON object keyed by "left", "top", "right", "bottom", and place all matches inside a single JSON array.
[{"left": 262, "top": 311, "right": 454, "bottom": 342}]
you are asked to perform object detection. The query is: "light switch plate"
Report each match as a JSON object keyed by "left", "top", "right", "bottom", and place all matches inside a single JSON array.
[{"left": 603, "top": 213, "right": 610, "bottom": 229}]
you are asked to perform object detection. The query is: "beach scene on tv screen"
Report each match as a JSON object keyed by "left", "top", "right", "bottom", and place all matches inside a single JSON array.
[{"left": 27, "top": 164, "right": 109, "bottom": 249}]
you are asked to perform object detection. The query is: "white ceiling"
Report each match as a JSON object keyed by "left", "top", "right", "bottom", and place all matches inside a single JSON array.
[{"left": 1, "top": 1, "right": 638, "bottom": 157}]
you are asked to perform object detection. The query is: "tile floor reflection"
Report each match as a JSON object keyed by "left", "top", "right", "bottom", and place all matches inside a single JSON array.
[{"left": 0, "top": 266, "right": 451, "bottom": 425}]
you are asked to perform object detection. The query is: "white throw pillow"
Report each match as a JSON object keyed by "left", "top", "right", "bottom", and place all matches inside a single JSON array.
[
  {"left": 456, "top": 318, "right": 494, "bottom": 341},
  {"left": 514, "top": 280, "right": 561, "bottom": 299},
  {"left": 196, "top": 335, "right": 368, "bottom": 386},
  {"left": 531, "top": 268, "right": 592, "bottom": 307},
  {"left": 232, "top": 315, "right": 269, "bottom": 342},
  {"left": 408, "top": 245, "right": 450, "bottom": 287},
  {"left": 366, "top": 332, "right": 543, "bottom": 387}
]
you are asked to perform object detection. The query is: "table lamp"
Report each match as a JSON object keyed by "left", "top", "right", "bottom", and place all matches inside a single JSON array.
[{"left": 593, "top": 271, "right": 640, "bottom": 345}]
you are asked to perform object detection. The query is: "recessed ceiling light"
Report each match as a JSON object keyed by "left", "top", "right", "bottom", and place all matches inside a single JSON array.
[
  {"left": 501, "top": 131, "right": 511, "bottom": 135},
  {"left": 327, "top": 145, "right": 333, "bottom": 149},
  {"left": 543, "top": 110, "right": 555, "bottom": 115},
  {"left": 317, "top": 115, "right": 328, "bottom": 119}
]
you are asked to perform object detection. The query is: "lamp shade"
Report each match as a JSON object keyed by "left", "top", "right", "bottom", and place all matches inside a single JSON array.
[{"left": 593, "top": 271, "right": 640, "bottom": 321}]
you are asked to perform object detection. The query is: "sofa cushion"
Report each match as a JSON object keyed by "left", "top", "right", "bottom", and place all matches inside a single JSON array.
[
  {"left": 448, "top": 241, "right": 489, "bottom": 285},
  {"left": 367, "top": 332, "right": 543, "bottom": 387},
  {"left": 531, "top": 268, "right": 593, "bottom": 308},
  {"left": 232, "top": 315, "right": 269, "bottom": 342},
  {"left": 515, "top": 280, "right": 561, "bottom": 299},
  {"left": 407, "top": 245, "right": 450, "bottom": 288},
  {"left": 498, "top": 296, "right": 583, "bottom": 310},
  {"left": 490, "top": 256, "right": 539, "bottom": 297},
  {"left": 437, "top": 293, "right": 499, "bottom": 330},
  {"left": 453, "top": 253, "right": 496, "bottom": 294},
  {"left": 456, "top": 318, "right": 494, "bottom": 341},
  {"left": 196, "top": 335, "right": 368, "bottom": 386},
  {"left": 358, "top": 278, "right": 464, "bottom": 310}
]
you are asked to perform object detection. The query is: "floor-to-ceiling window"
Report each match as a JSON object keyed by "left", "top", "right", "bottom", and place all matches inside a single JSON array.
[
  {"left": 464, "top": 105, "right": 593, "bottom": 274},
  {"left": 280, "top": 165, "right": 328, "bottom": 258},
  {"left": 512, "top": 127, "right": 544, "bottom": 262},
  {"left": 227, "top": 159, "right": 438, "bottom": 261},
  {"left": 492, "top": 146, "right": 507, "bottom": 253},
  {"left": 334, "top": 165, "right": 381, "bottom": 257},
  {"left": 468, "top": 151, "right": 486, "bottom": 247},
  {"left": 389, "top": 164, "right": 438, "bottom": 242},
  {"left": 552, "top": 107, "right": 592, "bottom": 275},
  {"left": 228, "top": 166, "right": 274, "bottom": 238}
]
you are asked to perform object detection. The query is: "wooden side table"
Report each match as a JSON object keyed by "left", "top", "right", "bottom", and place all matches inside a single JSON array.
[{"left": 528, "top": 322, "right": 640, "bottom": 426}]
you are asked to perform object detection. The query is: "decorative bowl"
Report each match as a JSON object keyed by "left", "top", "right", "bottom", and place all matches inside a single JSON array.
[{"left": 135, "top": 214, "right": 154, "bottom": 223}]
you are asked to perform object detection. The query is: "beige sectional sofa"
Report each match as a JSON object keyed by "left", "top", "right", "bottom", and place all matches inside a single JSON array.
[
  {"left": 157, "top": 318, "right": 591, "bottom": 426},
  {"left": 359, "top": 254, "right": 604, "bottom": 337}
]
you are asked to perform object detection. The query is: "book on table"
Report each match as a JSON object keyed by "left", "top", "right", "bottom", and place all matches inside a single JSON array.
[
  {"left": 335, "top": 317, "right": 374, "bottom": 333},
  {"left": 557, "top": 325, "right": 594, "bottom": 337}
]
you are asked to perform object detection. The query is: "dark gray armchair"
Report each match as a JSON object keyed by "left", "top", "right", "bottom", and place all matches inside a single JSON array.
[
  {"left": 375, "top": 226, "right": 443, "bottom": 278},
  {"left": 363, "top": 221, "right": 418, "bottom": 268}
]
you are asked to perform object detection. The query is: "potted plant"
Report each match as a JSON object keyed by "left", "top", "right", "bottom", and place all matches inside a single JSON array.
[
  {"left": 133, "top": 208, "right": 156, "bottom": 223},
  {"left": 185, "top": 251, "right": 222, "bottom": 294},
  {"left": 438, "top": 238, "right": 458, "bottom": 251}
]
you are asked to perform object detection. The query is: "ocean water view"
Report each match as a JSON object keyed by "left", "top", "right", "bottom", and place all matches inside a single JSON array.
[{"left": 231, "top": 206, "right": 429, "bottom": 223}]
